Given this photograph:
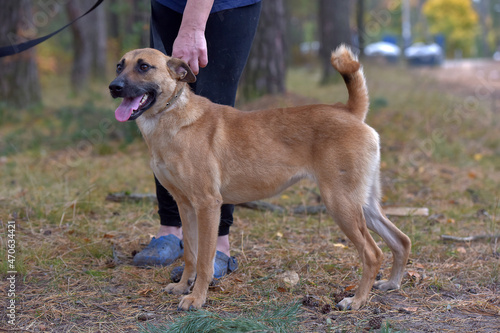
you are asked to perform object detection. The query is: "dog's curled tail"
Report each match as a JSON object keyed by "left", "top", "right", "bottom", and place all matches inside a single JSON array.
[{"left": 330, "top": 44, "right": 369, "bottom": 122}]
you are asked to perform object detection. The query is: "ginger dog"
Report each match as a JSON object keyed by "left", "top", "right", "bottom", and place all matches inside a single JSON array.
[{"left": 109, "top": 45, "right": 411, "bottom": 311}]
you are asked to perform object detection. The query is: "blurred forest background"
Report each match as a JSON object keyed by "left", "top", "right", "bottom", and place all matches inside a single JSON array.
[{"left": 1, "top": 0, "right": 500, "bottom": 110}]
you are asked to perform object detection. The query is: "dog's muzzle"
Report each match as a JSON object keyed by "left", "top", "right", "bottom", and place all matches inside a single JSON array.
[{"left": 109, "top": 78, "right": 157, "bottom": 122}]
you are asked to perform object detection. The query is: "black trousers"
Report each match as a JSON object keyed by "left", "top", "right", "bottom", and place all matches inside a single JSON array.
[{"left": 150, "top": 1, "right": 261, "bottom": 236}]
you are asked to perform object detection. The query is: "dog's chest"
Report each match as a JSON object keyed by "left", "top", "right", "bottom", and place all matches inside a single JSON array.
[
  {"left": 137, "top": 116, "right": 158, "bottom": 139},
  {"left": 148, "top": 147, "right": 194, "bottom": 194}
]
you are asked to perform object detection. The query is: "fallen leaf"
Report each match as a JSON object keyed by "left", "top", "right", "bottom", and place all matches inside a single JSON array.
[
  {"left": 468, "top": 171, "right": 477, "bottom": 179},
  {"left": 281, "top": 194, "right": 289, "bottom": 200},
  {"left": 345, "top": 285, "right": 356, "bottom": 292},
  {"left": 276, "top": 231, "right": 283, "bottom": 238},
  {"left": 456, "top": 247, "right": 467, "bottom": 254},
  {"left": 447, "top": 218, "right": 455, "bottom": 224},
  {"left": 103, "top": 233, "right": 114, "bottom": 239},
  {"left": 473, "top": 153, "right": 483, "bottom": 161},
  {"left": 333, "top": 243, "right": 347, "bottom": 249},
  {"left": 277, "top": 287, "right": 287, "bottom": 293},
  {"left": 414, "top": 263, "right": 425, "bottom": 269},
  {"left": 407, "top": 270, "right": 421, "bottom": 282}
]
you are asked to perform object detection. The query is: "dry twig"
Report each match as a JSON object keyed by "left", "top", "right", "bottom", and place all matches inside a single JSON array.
[{"left": 441, "top": 234, "right": 500, "bottom": 242}]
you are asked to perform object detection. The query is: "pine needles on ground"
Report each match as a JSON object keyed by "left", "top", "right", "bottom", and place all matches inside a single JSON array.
[
  {"left": 139, "top": 302, "right": 302, "bottom": 333},
  {"left": 380, "top": 321, "right": 406, "bottom": 333}
]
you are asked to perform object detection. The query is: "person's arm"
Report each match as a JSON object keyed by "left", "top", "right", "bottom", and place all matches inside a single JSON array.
[{"left": 172, "top": 0, "right": 214, "bottom": 74}]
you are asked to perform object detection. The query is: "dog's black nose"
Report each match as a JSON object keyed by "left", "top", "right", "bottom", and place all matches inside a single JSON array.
[{"left": 109, "top": 80, "right": 124, "bottom": 94}]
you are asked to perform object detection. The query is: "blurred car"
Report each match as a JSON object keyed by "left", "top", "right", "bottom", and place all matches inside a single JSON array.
[
  {"left": 404, "top": 42, "right": 444, "bottom": 66},
  {"left": 493, "top": 50, "right": 500, "bottom": 61},
  {"left": 364, "top": 41, "right": 401, "bottom": 63}
]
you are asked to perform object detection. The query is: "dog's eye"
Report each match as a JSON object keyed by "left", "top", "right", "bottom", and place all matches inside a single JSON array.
[
  {"left": 140, "top": 64, "right": 150, "bottom": 72},
  {"left": 116, "top": 64, "right": 123, "bottom": 74}
]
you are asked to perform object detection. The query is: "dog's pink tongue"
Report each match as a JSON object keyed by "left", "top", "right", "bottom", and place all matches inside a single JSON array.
[{"left": 115, "top": 96, "right": 142, "bottom": 122}]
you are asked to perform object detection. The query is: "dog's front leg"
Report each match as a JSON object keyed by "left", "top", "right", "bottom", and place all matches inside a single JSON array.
[
  {"left": 164, "top": 202, "right": 197, "bottom": 296},
  {"left": 178, "top": 198, "right": 221, "bottom": 310}
]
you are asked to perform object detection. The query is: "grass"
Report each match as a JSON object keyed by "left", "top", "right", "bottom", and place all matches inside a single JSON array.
[
  {"left": 0, "top": 60, "right": 499, "bottom": 332},
  {"left": 139, "top": 301, "right": 302, "bottom": 333}
]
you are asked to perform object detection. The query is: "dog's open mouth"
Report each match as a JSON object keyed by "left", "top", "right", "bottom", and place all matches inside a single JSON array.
[{"left": 114, "top": 92, "right": 156, "bottom": 122}]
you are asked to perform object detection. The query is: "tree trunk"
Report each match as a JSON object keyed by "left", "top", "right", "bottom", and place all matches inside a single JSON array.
[
  {"left": 67, "top": 1, "right": 93, "bottom": 92},
  {"left": 91, "top": 2, "right": 107, "bottom": 78},
  {"left": 132, "top": 0, "right": 150, "bottom": 48},
  {"left": 357, "top": 0, "right": 365, "bottom": 56},
  {"left": 240, "top": 0, "right": 287, "bottom": 101},
  {"left": 108, "top": 0, "right": 120, "bottom": 40},
  {"left": 318, "top": 0, "right": 352, "bottom": 84},
  {"left": 0, "top": 0, "right": 41, "bottom": 108},
  {"left": 476, "top": 0, "right": 491, "bottom": 57}
]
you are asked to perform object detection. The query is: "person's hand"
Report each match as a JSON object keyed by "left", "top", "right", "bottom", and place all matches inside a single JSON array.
[{"left": 172, "top": 27, "right": 208, "bottom": 75}]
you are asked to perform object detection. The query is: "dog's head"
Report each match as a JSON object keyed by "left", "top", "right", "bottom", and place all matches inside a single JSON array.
[{"left": 109, "top": 48, "right": 196, "bottom": 122}]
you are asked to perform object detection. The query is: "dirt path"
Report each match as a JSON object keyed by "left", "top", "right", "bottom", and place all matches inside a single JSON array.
[{"left": 418, "top": 59, "right": 500, "bottom": 112}]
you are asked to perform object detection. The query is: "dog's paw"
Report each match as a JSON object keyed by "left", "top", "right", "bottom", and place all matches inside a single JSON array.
[
  {"left": 336, "top": 297, "right": 365, "bottom": 311},
  {"left": 373, "top": 279, "right": 400, "bottom": 292},
  {"left": 178, "top": 294, "right": 205, "bottom": 311},
  {"left": 162, "top": 282, "right": 191, "bottom": 295},
  {"left": 336, "top": 297, "right": 353, "bottom": 311}
]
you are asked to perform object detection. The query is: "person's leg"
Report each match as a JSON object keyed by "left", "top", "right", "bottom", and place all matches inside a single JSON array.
[{"left": 191, "top": 2, "right": 262, "bottom": 107}]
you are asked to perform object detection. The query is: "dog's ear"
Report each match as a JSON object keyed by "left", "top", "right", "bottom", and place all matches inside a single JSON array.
[{"left": 167, "top": 58, "right": 197, "bottom": 83}]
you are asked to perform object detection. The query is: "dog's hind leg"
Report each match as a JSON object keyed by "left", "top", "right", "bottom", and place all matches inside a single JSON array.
[
  {"left": 321, "top": 187, "right": 384, "bottom": 310},
  {"left": 364, "top": 193, "right": 411, "bottom": 291}
]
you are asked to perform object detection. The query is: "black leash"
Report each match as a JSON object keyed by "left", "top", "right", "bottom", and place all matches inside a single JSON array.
[{"left": 0, "top": 0, "right": 104, "bottom": 57}]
